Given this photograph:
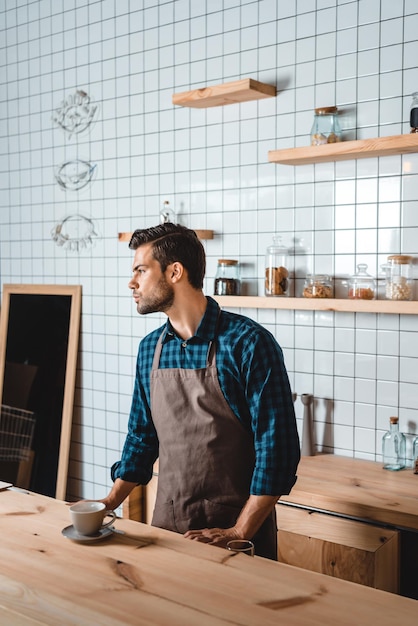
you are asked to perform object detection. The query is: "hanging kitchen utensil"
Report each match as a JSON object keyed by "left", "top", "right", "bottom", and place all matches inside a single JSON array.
[{"left": 301, "top": 393, "right": 315, "bottom": 456}]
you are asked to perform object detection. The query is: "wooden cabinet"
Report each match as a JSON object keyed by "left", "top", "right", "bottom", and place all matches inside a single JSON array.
[{"left": 276, "top": 503, "right": 399, "bottom": 593}]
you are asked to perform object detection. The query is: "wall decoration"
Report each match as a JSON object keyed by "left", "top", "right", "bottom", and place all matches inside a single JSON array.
[
  {"left": 52, "top": 90, "right": 98, "bottom": 138},
  {"left": 54, "top": 159, "right": 97, "bottom": 191},
  {"left": 51, "top": 214, "right": 99, "bottom": 252}
]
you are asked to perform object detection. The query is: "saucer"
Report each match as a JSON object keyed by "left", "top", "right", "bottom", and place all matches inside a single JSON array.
[{"left": 62, "top": 524, "right": 114, "bottom": 542}]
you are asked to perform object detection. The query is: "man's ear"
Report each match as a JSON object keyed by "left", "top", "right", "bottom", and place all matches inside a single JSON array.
[{"left": 168, "top": 261, "right": 184, "bottom": 283}]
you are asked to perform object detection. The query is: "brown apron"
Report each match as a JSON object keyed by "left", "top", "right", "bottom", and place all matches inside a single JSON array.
[{"left": 150, "top": 330, "right": 277, "bottom": 560}]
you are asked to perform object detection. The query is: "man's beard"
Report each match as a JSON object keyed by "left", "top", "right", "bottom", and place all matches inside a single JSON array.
[{"left": 136, "top": 276, "right": 174, "bottom": 315}]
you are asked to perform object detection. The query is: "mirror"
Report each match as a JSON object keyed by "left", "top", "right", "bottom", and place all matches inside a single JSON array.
[{"left": 0, "top": 284, "right": 81, "bottom": 499}]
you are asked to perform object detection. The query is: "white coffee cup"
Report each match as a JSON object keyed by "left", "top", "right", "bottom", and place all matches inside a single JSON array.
[{"left": 69, "top": 501, "right": 116, "bottom": 536}]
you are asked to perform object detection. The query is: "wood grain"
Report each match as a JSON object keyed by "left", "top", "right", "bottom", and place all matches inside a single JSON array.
[
  {"left": 213, "top": 295, "right": 418, "bottom": 314},
  {"left": 0, "top": 488, "right": 416, "bottom": 625},
  {"left": 268, "top": 133, "right": 418, "bottom": 165},
  {"left": 281, "top": 455, "right": 418, "bottom": 531},
  {"left": 172, "top": 79, "right": 276, "bottom": 108}
]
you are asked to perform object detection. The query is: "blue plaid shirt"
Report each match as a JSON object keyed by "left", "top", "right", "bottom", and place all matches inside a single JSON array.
[{"left": 112, "top": 297, "right": 300, "bottom": 496}]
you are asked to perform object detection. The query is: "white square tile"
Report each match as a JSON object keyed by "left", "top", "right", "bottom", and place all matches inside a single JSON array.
[
  {"left": 400, "top": 382, "right": 418, "bottom": 409},
  {"left": 335, "top": 352, "right": 355, "bottom": 376},
  {"left": 314, "top": 374, "right": 334, "bottom": 399},
  {"left": 377, "top": 330, "right": 400, "bottom": 356},
  {"left": 355, "top": 403, "right": 376, "bottom": 428},
  {"left": 355, "top": 426, "right": 376, "bottom": 453},
  {"left": 333, "top": 424, "right": 354, "bottom": 450},
  {"left": 381, "top": 0, "right": 404, "bottom": 20},
  {"left": 358, "top": 0, "right": 380, "bottom": 25},
  {"left": 336, "top": 27, "right": 357, "bottom": 55},
  {"left": 335, "top": 327, "right": 355, "bottom": 352},
  {"left": 334, "top": 400, "right": 354, "bottom": 426}
]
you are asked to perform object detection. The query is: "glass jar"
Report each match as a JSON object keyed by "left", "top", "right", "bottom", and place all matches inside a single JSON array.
[
  {"left": 303, "top": 274, "right": 333, "bottom": 298},
  {"left": 410, "top": 92, "right": 418, "bottom": 133},
  {"left": 385, "top": 255, "right": 413, "bottom": 301},
  {"left": 311, "top": 106, "right": 342, "bottom": 145},
  {"left": 382, "top": 416, "right": 406, "bottom": 471},
  {"left": 347, "top": 264, "right": 376, "bottom": 300},
  {"left": 265, "top": 236, "right": 289, "bottom": 296},
  {"left": 214, "top": 259, "right": 240, "bottom": 296},
  {"left": 413, "top": 435, "right": 418, "bottom": 474}
]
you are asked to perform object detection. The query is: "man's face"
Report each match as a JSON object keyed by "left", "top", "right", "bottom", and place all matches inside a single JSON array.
[{"left": 128, "top": 243, "right": 174, "bottom": 315}]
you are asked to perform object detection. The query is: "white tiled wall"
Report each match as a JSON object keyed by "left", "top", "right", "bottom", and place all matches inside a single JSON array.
[{"left": 1, "top": 0, "right": 418, "bottom": 501}]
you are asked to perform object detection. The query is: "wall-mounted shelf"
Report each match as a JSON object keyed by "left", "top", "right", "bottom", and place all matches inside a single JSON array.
[
  {"left": 118, "top": 230, "right": 214, "bottom": 242},
  {"left": 213, "top": 295, "right": 418, "bottom": 315},
  {"left": 268, "top": 134, "right": 418, "bottom": 165},
  {"left": 172, "top": 78, "right": 276, "bottom": 108}
]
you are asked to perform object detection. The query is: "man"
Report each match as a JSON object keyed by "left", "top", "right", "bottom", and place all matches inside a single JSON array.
[{"left": 102, "top": 223, "right": 300, "bottom": 559}]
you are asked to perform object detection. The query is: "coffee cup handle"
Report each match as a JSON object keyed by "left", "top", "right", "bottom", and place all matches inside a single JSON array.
[{"left": 102, "top": 510, "right": 116, "bottom": 529}]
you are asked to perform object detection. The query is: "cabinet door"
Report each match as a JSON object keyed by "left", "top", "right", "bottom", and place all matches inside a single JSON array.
[{"left": 276, "top": 504, "right": 399, "bottom": 593}]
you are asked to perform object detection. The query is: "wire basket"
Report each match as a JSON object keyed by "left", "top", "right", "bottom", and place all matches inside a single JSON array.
[{"left": 0, "top": 404, "right": 36, "bottom": 462}]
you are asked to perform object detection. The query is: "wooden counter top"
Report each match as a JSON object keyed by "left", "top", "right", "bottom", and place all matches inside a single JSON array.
[
  {"left": 281, "top": 454, "right": 418, "bottom": 530},
  {"left": 0, "top": 488, "right": 416, "bottom": 624}
]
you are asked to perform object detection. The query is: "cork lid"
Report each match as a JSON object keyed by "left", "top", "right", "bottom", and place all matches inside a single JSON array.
[
  {"left": 217, "top": 259, "right": 238, "bottom": 266},
  {"left": 387, "top": 255, "right": 412, "bottom": 264},
  {"left": 315, "top": 106, "right": 338, "bottom": 115},
  {"left": 389, "top": 416, "right": 399, "bottom": 424}
]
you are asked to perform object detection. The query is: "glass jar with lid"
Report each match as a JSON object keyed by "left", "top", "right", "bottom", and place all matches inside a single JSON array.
[
  {"left": 410, "top": 92, "right": 418, "bottom": 133},
  {"left": 348, "top": 264, "right": 376, "bottom": 300},
  {"left": 303, "top": 274, "right": 333, "bottom": 298},
  {"left": 385, "top": 255, "right": 413, "bottom": 301},
  {"left": 265, "top": 236, "right": 290, "bottom": 296},
  {"left": 214, "top": 259, "right": 240, "bottom": 296},
  {"left": 311, "top": 106, "right": 342, "bottom": 145}
]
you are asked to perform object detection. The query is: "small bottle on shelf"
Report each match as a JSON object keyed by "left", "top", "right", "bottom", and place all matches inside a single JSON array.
[
  {"left": 410, "top": 92, "right": 418, "bottom": 133},
  {"left": 310, "top": 106, "right": 342, "bottom": 145},
  {"left": 382, "top": 416, "right": 406, "bottom": 471},
  {"left": 413, "top": 435, "right": 418, "bottom": 474}
]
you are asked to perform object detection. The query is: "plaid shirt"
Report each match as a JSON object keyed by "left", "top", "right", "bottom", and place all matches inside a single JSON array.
[{"left": 112, "top": 297, "right": 300, "bottom": 496}]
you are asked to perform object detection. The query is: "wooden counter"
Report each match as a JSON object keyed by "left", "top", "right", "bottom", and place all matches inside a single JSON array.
[
  {"left": 280, "top": 454, "right": 418, "bottom": 530},
  {"left": 0, "top": 488, "right": 416, "bottom": 625}
]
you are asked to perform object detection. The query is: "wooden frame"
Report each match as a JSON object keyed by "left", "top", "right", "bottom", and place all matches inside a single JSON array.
[{"left": 0, "top": 284, "right": 81, "bottom": 499}]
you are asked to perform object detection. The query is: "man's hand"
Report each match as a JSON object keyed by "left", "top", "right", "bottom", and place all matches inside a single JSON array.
[
  {"left": 184, "top": 526, "right": 242, "bottom": 548},
  {"left": 183, "top": 494, "right": 279, "bottom": 548}
]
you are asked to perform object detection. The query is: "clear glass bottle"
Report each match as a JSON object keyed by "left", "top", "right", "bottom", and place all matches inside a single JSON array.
[
  {"left": 413, "top": 436, "right": 418, "bottom": 474},
  {"left": 385, "top": 255, "right": 413, "bottom": 301},
  {"left": 382, "top": 416, "right": 406, "bottom": 471},
  {"left": 303, "top": 274, "right": 333, "bottom": 298},
  {"left": 265, "top": 236, "right": 289, "bottom": 297},
  {"left": 410, "top": 92, "right": 418, "bottom": 133},
  {"left": 214, "top": 259, "right": 240, "bottom": 296},
  {"left": 348, "top": 263, "right": 376, "bottom": 300},
  {"left": 311, "top": 106, "right": 342, "bottom": 145}
]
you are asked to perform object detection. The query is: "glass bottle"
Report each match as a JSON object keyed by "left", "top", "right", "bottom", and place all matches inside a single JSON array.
[
  {"left": 385, "top": 255, "right": 413, "bottom": 301},
  {"left": 410, "top": 92, "right": 418, "bottom": 133},
  {"left": 311, "top": 106, "right": 342, "bottom": 145},
  {"left": 413, "top": 436, "right": 418, "bottom": 474},
  {"left": 265, "top": 236, "right": 289, "bottom": 297},
  {"left": 214, "top": 259, "right": 240, "bottom": 296},
  {"left": 382, "top": 416, "right": 406, "bottom": 471},
  {"left": 347, "top": 263, "right": 376, "bottom": 300}
]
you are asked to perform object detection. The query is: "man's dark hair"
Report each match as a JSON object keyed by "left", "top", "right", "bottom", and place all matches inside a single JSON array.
[{"left": 129, "top": 223, "right": 206, "bottom": 290}]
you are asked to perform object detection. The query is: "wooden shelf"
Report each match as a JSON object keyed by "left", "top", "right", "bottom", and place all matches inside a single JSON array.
[
  {"left": 213, "top": 296, "right": 418, "bottom": 315},
  {"left": 172, "top": 78, "right": 276, "bottom": 108},
  {"left": 118, "top": 229, "right": 214, "bottom": 242},
  {"left": 268, "top": 134, "right": 418, "bottom": 165}
]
